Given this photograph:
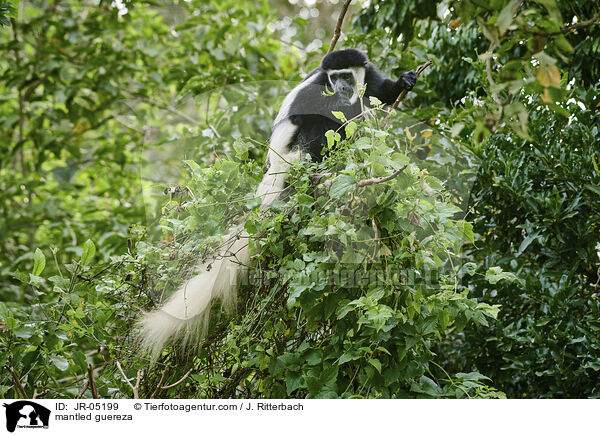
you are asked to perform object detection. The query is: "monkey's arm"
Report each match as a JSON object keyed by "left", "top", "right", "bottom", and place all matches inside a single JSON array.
[{"left": 365, "top": 64, "right": 417, "bottom": 105}]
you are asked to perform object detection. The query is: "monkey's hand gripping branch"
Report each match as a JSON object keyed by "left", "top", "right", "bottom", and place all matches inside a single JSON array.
[{"left": 382, "top": 60, "right": 432, "bottom": 128}]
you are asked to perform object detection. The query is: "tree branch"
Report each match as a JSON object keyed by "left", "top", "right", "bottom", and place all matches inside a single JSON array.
[
  {"left": 532, "top": 11, "right": 600, "bottom": 36},
  {"left": 116, "top": 360, "right": 141, "bottom": 399},
  {"left": 356, "top": 164, "right": 408, "bottom": 187},
  {"left": 382, "top": 60, "right": 432, "bottom": 127},
  {"left": 150, "top": 366, "right": 170, "bottom": 399},
  {"left": 87, "top": 364, "right": 99, "bottom": 399},
  {"left": 4, "top": 360, "right": 28, "bottom": 399},
  {"left": 32, "top": 387, "right": 49, "bottom": 399},
  {"left": 485, "top": 42, "right": 503, "bottom": 112},
  {"left": 161, "top": 367, "right": 193, "bottom": 390},
  {"left": 77, "top": 380, "right": 89, "bottom": 399},
  {"left": 23, "top": 72, "right": 52, "bottom": 101},
  {"left": 328, "top": 0, "right": 352, "bottom": 53}
]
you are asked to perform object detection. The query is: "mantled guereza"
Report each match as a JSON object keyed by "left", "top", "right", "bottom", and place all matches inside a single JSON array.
[{"left": 137, "top": 49, "right": 417, "bottom": 358}]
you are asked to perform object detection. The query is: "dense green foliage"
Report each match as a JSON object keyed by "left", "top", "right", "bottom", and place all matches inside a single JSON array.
[
  {"left": 359, "top": 0, "right": 600, "bottom": 397},
  {"left": 139, "top": 109, "right": 507, "bottom": 398},
  {"left": 446, "top": 86, "right": 600, "bottom": 398},
  {"left": 1, "top": 0, "right": 598, "bottom": 399}
]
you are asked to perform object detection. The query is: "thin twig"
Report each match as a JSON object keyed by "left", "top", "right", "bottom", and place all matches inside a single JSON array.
[
  {"left": 382, "top": 61, "right": 433, "bottom": 127},
  {"left": 23, "top": 71, "right": 51, "bottom": 101},
  {"left": 430, "top": 360, "right": 472, "bottom": 399},
  {"left": 116, "top": 360, "right": 140, "bottom": 399},
  {"left": 150, "top": 367, "right": 170, "bottom": 399},
  {"left": 485, "top": 42, "right": 503, "bottom": 111},
  {"left": 531, "top": 11, "right": 600, "bottom": 36},
  {"left": 5, "top": 362, "right": 28, "bottom": 398},
  {"left": 161, "top": 367, "right": 193, "bottom": 389},
  {"left": 87, "top": 364, "right": 99, "bottom": 399},
  {"left": 328, "top": 0, "right": 352, "bottom": 53},
  {"left": 357, "top": 164, "right": 408, "bottom": 187},
  {"left": 77, "top": 380, "right": 89, "bottom": 399},
  {"left": 33, "top": 388, "right": 49, "bottom": 399},
  {"left": 134, "top": 369, "right": 142, "bottom": 398},
  {"left": 309, "top": 172, "right": 332, "bottom": 184},
  {"left": 139, "top": 98, "right": 200, "bottom": 125},
  {"left": 208, "top": 124, "right": 221, "bottom": 138},
  {"left": 370, "top": 217, "right": 380, "bottom": 260}
]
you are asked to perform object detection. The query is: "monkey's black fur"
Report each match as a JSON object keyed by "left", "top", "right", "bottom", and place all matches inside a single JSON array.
[
  {"left": 278, "top": 48, "right": 417, "bottom": 162},
  {"left": 322, "top": 48, "right": 368, "bottom": 69}
]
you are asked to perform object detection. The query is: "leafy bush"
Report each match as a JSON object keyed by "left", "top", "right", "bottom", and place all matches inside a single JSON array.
[
  {"left": 133, "top": 110, "right": 507, "bottom": 398},
  {"left": 443, "top": 84, "right": 600, "bottom": 398}
]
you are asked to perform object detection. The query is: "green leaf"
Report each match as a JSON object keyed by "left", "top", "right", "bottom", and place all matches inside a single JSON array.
[
  {"left": 325, "top": 129, "right": 341, "bottom": 149},
  {"left": 48, "top": 275, "right": 70, "bottom": 289},
  {"left": 497, "top": 0, "right": 519, "bottom": 35},
  {"left": 485, "top": 267, "right": 523, "bottom": 285},
  {"left": 305, "top": 349, "right": 322, "bottom": 365},
  {"left": 531, "top": 0, "right": 563, "bottom": 25},
  {"left": 585, "top": 184, "right": 600, "bottom": 196},
  {"left": 369, "top": 96, "right": 383, "bottom": 107},
  {"left": 478, "top": 303, "right": 501, "bottom": 320},
  {"left": 554, "top": 34, "right": 573, "bottom": 53},
  {"left": 455, "top": 372, "right": 491, "bottom": 382},
  {"left": 81, "top": 239, "right": 96, "bottom": 265},
  {"left": 329, "top": 174, "right": 356, "bottom": 198},
  {"left": 10, "top": 270, "right": 29, "bottom": 283},
  {"left": 457, "top": 221, "right": 474, "bottom": 243},
  {"left": 50, "top": 354, "right": 69, "bottom": 371},
  {"left": 337, "top": 302, "right": 354, "bottom": 319},
  {"left": 344, "top": 121, "right": 357, "bottom": 138},
  {"left": 352, "top": 137, "right": 372, "bottom": 150},
  {"left": 183, "top": 159, "right": 201, "bottom": 173},
  {"left": 29, "top": 274, "right": 43, "bottom": 286},
  {"left": 331, "top": 111, "right": 346, "bottom": 122},
  {"left": 285, "top": 372, "right": 303, "bottom": 395},
  {"left": 338, "top": 349, "right": 362, "bottom": 365},
  {"left": 32, "top": 248, "right": 46, "bottom": 276},
  {"left": 13, "top": 327, "right": 35, "bottom": 339},
  {"left": 72, "top": 351, "right": 88, "bottom": 372},
  {"left": 320, "top": 365, "right": 339, "bottom": 386},
  {"left": 411, "top": 376, "right": 443, "bottom": 397},
  {"left": 462, "top": 262, "right": 478, "bottom": 276},
  {"left": 368, "top": 358, "right": 382, "bottom": 374},
  {"left": 516, "top": 232, "right": 540, "bottom": 257}
]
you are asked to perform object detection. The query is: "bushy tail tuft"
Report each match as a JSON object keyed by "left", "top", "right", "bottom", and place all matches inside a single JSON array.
[
  {"left": 137, "top": 119, "right": 300, "bottom": 358},
  {"left": 136, "top": 230, "right": 250, "bottom": 359}
]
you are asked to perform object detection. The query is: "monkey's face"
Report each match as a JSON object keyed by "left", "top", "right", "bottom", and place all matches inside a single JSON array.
[{"left": 328, "top": 70, "right": 356, "bottom": 105}]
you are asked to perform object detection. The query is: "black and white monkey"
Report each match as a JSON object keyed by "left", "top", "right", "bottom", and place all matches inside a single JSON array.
[
  {"left": 137, "top": 49, "right": 417, "bottom": 357},
  {"left": 257, "top": 48, "right": 416, "bottom": 207}
]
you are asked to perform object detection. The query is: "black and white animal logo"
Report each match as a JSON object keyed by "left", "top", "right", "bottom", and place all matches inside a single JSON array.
[
  {"left": 137, "top": 49, "right": 417, "bottom": 357},
  {"left": 3, "top": 401, "right": 51, "bottom": 432}
]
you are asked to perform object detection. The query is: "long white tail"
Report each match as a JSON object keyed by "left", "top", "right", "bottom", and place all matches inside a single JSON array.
[
  {"left": 256, "top": 119, "right": 300, "bottom": 209},
  {"left": 137, "top": 230, "right": 251, "bottom": 358},
  {"left": 137, "top": 119, "right": 300, "bottom": 358}
]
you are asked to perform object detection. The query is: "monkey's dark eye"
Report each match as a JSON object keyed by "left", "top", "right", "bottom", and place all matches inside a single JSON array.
[{"left": 330, "top": 72, "right": 355, "bottom": 84}]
